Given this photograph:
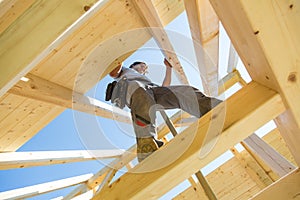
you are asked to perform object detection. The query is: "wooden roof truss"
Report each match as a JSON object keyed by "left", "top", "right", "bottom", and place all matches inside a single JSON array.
[{"left": 0, "top": 0, "right": 299, "bottom": 199}]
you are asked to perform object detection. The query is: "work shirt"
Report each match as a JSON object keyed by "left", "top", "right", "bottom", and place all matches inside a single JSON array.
[{"left": 115, "top": 68, "right": 153, "bottom": 106}]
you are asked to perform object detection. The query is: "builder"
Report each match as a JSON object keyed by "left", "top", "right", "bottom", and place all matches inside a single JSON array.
[{"left": 107, "top": 59, "right": 221, "bottom": 162}]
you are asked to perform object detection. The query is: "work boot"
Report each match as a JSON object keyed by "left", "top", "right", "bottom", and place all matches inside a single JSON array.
[
  {"left": 136, "top": 137, "right": 159, "bottom": 162},
  {"left": 154, "top": 138, "right": 164, "bottom": 148}
]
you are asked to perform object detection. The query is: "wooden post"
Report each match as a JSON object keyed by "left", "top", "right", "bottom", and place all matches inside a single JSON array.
[
  {"left": 131, "top": 0, "right": 189, "bottom": 84},
  {"left": 184, "top": 0, "right": 219, "bottom": 96}
]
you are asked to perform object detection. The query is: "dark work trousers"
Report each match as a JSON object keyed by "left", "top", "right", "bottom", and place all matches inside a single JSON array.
[{"left": 129, "top": 85, "right": 222, "bottom": 139}]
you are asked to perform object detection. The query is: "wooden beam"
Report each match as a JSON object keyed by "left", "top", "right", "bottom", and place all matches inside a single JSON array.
[
  {"left": 159, "top": 110, "right": 178, "bottom": 137},
  {"left": 0, "top": 0, "right": 106, "bottom": 98},
  {"left": 0, "top": 173, "right": 93, "bottom": 200},
  {"left": 62, "top": 184, "right": 87, "bottom": 200},
  {"left": 195, "top": 171, "right": 217, "bottom": 200},
  {"left": 184, "top": 0, "right": 219, "bottom": 95},
  {"left": 242, "top": 143, "right": 279, "bottom": 182},
  {"left": 96, "top": 168, "right": 117, "bottom": 194},
  {"left": 93, "top": 81, "right": 285, "bottom": 199},
  {"left": 0, "top": 149, "right": 124, "bottom": 170},
  {"left": 275, "top": 111, "right": 300, "bottom": 165},
  {"left": 227, "top": 43, "right": 238, "bottom": 73},
  {"left": 8, "top": 73, "right": 131, "bottom": 124},
  {"left": 157, "top": 111, "right": 190, "bottom": 139},
  {"left": 251, "top": 168, "right": 300, "bottom": 200},
  {"left": 262, "top": 128, "right": 298, "bottom": 166},
  {"left": 131, "top": 0, "right": 189, "bottom": 84},
  {"left": 209, "top": 0, "right": 300, "bottom": 165},
  {"left": 243, "top": 134, "right": 296, "bottom": 177},
  {"left": 218, "top": 70, "right": 242, "bottom": 94}
]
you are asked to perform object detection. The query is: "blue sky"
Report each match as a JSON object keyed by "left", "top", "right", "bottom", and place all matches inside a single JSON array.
[{"left": 0, "top": 11, "right": 260, "bottom": 199}]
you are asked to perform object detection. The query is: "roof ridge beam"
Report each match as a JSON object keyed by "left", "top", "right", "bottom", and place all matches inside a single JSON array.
[{"left": 8, "top": 73, "right": 131, "bottom": 124}]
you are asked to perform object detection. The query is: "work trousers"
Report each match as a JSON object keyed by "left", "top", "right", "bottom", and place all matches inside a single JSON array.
[{"left": 129, "top": 85, "right": 222, "bottom": 139}]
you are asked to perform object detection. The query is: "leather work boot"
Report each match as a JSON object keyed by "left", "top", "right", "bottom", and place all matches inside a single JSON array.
[
  {"left": 136, "top": 137, "right": 159, "bottom": 162},
  {"left": 154, "top": 139, "right": 164, "bottom": 148}
]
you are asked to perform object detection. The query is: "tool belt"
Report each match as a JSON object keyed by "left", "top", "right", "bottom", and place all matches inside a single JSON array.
[{"left": 106, "top": 77, "right": 128, "bottom": 109}]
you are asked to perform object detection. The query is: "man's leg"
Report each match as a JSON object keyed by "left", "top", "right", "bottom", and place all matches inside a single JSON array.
[
  {"left": 152, "top": 86, "right": 222, "bottom": 118},
  {"left": 130, "top": 87, "right": 162, "bottom": 162}
]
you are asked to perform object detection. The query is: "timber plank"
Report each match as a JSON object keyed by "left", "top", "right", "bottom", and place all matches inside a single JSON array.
[
  {"left": 0, "top": 93, "right": 26, "bottom": 122},
  {"left": 243, "top": 134, "right": 295, "bottom": 177},
  {"left": 3, "top": 106, "right": 64, "bottom": 151},
  {"left": 263, "top": 128, "right": 297, "bottom": 166},
  {"left": 0, "top": 101, "right": 54, "bottom": 151},
  {"left": 0, "top": 98, "right": 38, "bottom": 139},
  {"left": 0, "top": 0, "right": 35, "bottom": 34}
]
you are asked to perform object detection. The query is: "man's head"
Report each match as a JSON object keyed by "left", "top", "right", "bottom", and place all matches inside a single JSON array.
[{"left": 129, "top": 61, "right": 148, "bottom": 75}]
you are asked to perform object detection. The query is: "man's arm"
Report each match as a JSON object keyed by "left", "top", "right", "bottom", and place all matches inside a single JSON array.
[
  {"left": 109, "top": 64, "right": 122, "bottom": 78},
  {"left": 162, "top": 58, "right": 172, "bottom": 86}
]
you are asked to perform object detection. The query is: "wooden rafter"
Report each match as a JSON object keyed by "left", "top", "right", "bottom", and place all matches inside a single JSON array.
[
  {"left": 0, "top": 149, "right": 124, "bottom": 170},
  {"left": 8, "top": 73, "right": 131, "bottom": 124},
  {"left": 93, "top": 81, "right": 285, "bottom": 199},
  {"left": 194, "top": 170, "right": 217, "bottom": 200},
  {"left": 209, "top": 0, "right": 300, "bottom": 166},
  {"left": 0, "top": 173, "right": 93, "bottom": 200},
  {"left": 62, "top": 184, "right": 88, "bottom": 200},
  {"left": 243, "top": 134, "right": 295, "bottom": 177},
  {"left": 184, "top": 0, "right": 219, "bottom": 96},
  {"left": 227, "top": 43, "right": 238, "bottom": 73},
  {"left": 242, "top": 134, "right": 296, "bottom": 177},
  {"left": 131, "top": 0, "right": 189, "bottom": 84}
]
